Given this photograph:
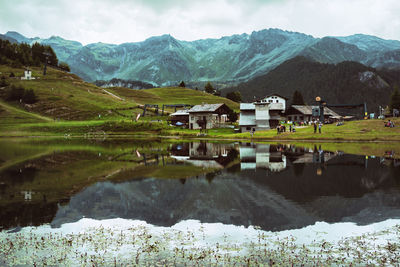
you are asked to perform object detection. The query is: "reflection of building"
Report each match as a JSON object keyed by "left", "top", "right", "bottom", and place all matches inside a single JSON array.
[
  {"left": 170, "top": 142, "right": 236, "bottom": 169},
  {"left": 240, "top": 144, "right": 287, "bottom": 172}
]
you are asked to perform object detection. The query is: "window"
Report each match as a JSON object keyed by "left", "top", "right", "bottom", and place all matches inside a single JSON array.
[
  {"left": 246, "top": 127, "right": 251, "bottom": 130},
  {"left": 269, "top": 100, "right": 273, "bottom": 103},
  {"left": 276, "top": 100, "right": 279, "bottom": 103}
]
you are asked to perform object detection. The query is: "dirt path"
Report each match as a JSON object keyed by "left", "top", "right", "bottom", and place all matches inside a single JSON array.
[{"left": 0, "top": 100, "right": 52, "bottom": 122}]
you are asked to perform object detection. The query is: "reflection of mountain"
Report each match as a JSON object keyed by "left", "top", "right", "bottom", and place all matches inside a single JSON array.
[
  {"left": 51, "top": 175, "right": 316, "bottom": 230},
  {"left": 2, "top": 141, "right": 400, "bottom": 231},
  {"left": 51, "top": 155, "right": 400, "bottom": 230}
]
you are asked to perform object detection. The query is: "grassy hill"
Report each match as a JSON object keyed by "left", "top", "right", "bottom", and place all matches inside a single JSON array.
[{"left": 0, "top": 65, "right": 238, "bottom": 122}]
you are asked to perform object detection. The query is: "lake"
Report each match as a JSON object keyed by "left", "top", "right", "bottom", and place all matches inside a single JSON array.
[{"left": 1, "top": 138, "right": 400, "bottom": 265}]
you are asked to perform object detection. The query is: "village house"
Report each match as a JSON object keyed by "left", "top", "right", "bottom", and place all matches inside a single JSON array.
[
  {"left": 286, "top": 105, "right": 341, "bottom": 123},
  {"left": 239, "top": 94, "right": 287, "bottom": 132},
  {"left": 187, "top": 103, "right": 232, "bottom": 130}
]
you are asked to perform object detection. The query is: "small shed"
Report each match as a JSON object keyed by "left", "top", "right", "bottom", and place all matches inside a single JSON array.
[{"left": 169, "top": 109, "right": 189, "bottom": 127}]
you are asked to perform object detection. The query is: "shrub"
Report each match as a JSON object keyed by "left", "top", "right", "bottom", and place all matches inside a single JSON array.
[
  {"left": 58, "top": 62, "right": 71, "bottom": 72},
  {"left": 0, "top": 76, "right": 8, "bottom": 87},
  {"left": 22, "top": 89, "right": 38, "bottom": 104},
  {"left": 5, "top": 84, "right": 25, "bottom": 101}
]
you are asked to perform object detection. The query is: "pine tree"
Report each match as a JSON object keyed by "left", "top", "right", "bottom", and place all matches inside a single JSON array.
[
  {"left": 389, "top": 85, "right": 400, "bottom": 112},
  {"left": 204, "top": 82, "right": 214, "bottom": 94},
  {"left": 226, "top": 91, "right": 242, "bottom": 102}
]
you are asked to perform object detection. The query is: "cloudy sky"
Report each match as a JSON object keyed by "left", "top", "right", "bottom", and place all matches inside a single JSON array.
[{"left": 1, "top": 0, "right": 399, "bottom": 45}]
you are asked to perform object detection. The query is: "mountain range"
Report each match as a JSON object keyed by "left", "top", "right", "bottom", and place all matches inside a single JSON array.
[
  {"left": 222, "top": 56, "right": 400, "bottom": 113},
  {"left": 2, "top": 29, "right": 400, "bottom": 86}
]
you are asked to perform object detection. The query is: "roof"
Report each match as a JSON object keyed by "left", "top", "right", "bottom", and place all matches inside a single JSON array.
[
  {"left": 170, "top": 109, "right": 189, "bottom": 116},
  {"left": 290, "top": 105, "right": 340, "bottom": 117},
  {"left": 188, "top": 103, "right": 225, "bottom": 113},
  {"left": 240, "top": 103, "right": 255, "bottom": 110},
  {"left": 264, "top": 93, "right": 289, "bottom": 100},
  {"left": 239, "top": 113, "right": 256, "bottom": 126}
]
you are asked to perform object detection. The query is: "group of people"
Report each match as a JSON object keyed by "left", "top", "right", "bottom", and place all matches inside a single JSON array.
[{"left": 385, "top": 120, "right": 396, "bottom": 128}]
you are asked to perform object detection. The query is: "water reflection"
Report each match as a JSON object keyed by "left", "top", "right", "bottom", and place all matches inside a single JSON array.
[{"left": 1, "top": 140, "right": 400, "bottom": 231}]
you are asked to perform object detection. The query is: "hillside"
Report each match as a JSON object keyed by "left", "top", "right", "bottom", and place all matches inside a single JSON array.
[
  {"left": 223, "top": 56, "right": 400, "bottom": 113},
  {"left": 2, "top": 29, "right": 400, "bottom": 86},
  {"left": 0, "top": 65, "right": 238, "bottom": 123}
]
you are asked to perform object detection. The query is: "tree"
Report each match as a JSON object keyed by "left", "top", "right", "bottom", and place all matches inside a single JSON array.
[
  {"left": 22, "top": 89, "right": 38, "bottom": 104},
  {"left": 227, "top": 109, "right": 238, "bottom": 122},
  {"left": 389, "top": 85, "right": 400, "bottom": 112},
  {"left": 58, "top": 62, "right": 70, "bottom": 72},
  {"left": 204, "top": 82, "right": 214, "bottom": 94},
  {"left": 291, "top": 90, "right": 305, "bottom": 105},
  {"left": 226, "top": 91, "right": 242, "bottom": 102},
  {"left": 178, "top": 81, "right": 185, "bottom": 87},
  {"left": 5, "top": 84, "right": 25, "bottom": 101},
  {"left": 0, "top": 76, "right": 7, "bottom": 87}
]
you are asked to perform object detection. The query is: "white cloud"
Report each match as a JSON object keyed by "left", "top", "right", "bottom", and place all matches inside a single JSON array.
[{"left": 0, "top": 0, "right": 399, "bottom": 44}]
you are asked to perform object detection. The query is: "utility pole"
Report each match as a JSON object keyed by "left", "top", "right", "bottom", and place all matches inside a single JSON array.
[
  {"left": 43, "top": 51, "right": 51, "bottom": 75},
  {"left": 315, "top": 96, "right": 325, "bottom": 122}
]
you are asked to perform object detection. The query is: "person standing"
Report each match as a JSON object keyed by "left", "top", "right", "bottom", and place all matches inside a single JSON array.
[
  {"left": 319, "top": 122, "right": 322, "bottom": 133},
  {"left": 314, "top": 121, "right": 317, "bottom": 133}
]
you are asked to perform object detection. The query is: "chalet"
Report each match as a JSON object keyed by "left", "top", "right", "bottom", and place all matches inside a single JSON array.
[
  {"left": 169, "top": 109, "right": 190, "bottom": 127},
  {"left": 239, "top": 94, "right": 287, "bottom": 132},
  {"left": 258, "top": 94, "right": 287, "bottom": 111},
  {"left": 287, "top": 105, "right": 340, "bottom": 123},
  {"left": 188, "top": 103, "right": 231, "bottom": 130}
]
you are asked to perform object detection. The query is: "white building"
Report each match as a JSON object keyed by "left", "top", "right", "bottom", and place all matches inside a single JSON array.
[
  {"left": 21, "top": 69, "right": 35, "bottom": 80},
  {"left": 259, "top": 94, "right": 287, "bottom": 111},
  {"left": 239, "top": 94, "right": 287, "bottom": 132}
]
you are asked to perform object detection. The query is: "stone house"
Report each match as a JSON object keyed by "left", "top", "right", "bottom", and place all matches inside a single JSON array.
[{"left": 188, "top": 103, "right": 232, "bottom": 130}]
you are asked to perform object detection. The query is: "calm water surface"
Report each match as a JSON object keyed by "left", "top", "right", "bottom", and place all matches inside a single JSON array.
[{"left": 1, "top": 139, "right": 399, "bottom": 232}]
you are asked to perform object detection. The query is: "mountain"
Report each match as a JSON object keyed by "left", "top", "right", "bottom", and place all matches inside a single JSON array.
[
  {"left": 222, "top": 56, "right": 400, "bottom": 113},
  {"left": 2, "top": 29, "right": 400, "bottom": 86}
]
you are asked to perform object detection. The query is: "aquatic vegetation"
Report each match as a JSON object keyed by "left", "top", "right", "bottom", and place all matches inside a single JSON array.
[{"left": 1, "top": 219, "right": 399, "bottom": 266}]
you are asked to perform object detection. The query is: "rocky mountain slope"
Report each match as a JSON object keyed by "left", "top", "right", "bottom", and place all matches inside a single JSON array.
[{"left": 2, "top": 29, "right": 400, "bottom": 86}]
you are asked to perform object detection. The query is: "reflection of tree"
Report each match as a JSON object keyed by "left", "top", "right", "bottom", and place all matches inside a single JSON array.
[
  {"left": 206, "top": 172, "right": 217, "bottom": 184},
  {"left": 2, "top": 166, "right": 37, "bottom": 185}
]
